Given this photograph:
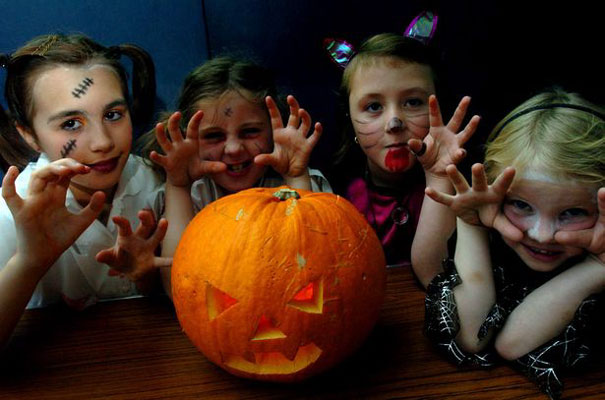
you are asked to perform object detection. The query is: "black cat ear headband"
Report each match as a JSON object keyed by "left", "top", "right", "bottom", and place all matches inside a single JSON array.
[
  {"left": 493, "top": 103, "right": 605, "bottom": 137},
  {"left": 323, "top": 10, "right": 438, "bottom": 69}
]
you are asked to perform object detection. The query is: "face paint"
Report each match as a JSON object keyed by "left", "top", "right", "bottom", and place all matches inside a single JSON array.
[
  {"left": 387, "top": 117, "right": 403, "bottom": 132},
  {"left": 224, "top": 106, "right": 233, "bottom": 117},
  {"left": 71, "top": 77, "right": 94, "bottom": 98},
  {"left": 60, "top": 139, "right": 77, "bottom": 158},
  {"left": 384, "top": 147, "right": 410, "bottom": 171}
]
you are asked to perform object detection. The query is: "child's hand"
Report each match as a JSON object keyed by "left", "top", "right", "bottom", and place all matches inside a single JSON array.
[
  {"left": 150, "top": 111, "right": 226, "bottom": 186},
  {"left": 96, "top": 209, "right": 172, "bottom": 281},
  {"left": 2, "top": 161, "right": 105, "bottom": 268},
  {"left": 254, "top": 95, "right": 322, "bottom": 178},
  {"left": 409, "top": 95, "right": 480, "bottom": 177},
  {"left": 555, "top": 187, "right": 605, "bottom": 264},
  {"left": 426, "top": 163, "right": 523, "bottom": 241}
]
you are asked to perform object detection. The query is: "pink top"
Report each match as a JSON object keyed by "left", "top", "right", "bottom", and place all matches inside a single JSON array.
[{"left": 345, "top": 174, "right": 425, "bottom": 268}]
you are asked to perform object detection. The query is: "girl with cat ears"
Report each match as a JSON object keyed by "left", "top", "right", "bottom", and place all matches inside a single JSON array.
[{"left": 324, "top": 12, "right": 480, "bottom": 285}]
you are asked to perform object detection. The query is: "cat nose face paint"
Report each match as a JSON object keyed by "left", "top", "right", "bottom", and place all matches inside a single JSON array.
[{"left": 386, "top": 117, "right": 404, "bottom": 133}]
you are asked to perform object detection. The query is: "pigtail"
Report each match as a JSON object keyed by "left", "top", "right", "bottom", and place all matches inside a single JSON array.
[
  {"left": 0, "top": 53, "right": 36, "bottom": 170},
  {"left": 111, "top": 44, "right": 156, "bottom": 127}
]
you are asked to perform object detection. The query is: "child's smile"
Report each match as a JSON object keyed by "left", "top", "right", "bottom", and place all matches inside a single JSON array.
[
  {"left": 502, "top": 172, "right": 599, "bottom": 271},
  {"left": 22, "top": 65, "right": 132, "bottom": 202},
  {"left": 197, "top": 90, "right": 272, "bottom": 193}
]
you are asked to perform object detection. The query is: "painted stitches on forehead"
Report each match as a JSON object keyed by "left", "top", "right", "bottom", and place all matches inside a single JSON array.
[
  {"left": 72, "top": 77, "right": 94, "bottom": 98},
  {"left": 224, "top": 106, "right": 233, "bottom": 117},
  {"left": 61, "top": 139, "right": 77, "bottom": 158}
]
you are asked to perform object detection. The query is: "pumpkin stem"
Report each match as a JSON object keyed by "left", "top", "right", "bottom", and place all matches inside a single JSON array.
[{"left": 273, "top": 188, "right": 301, "bottom": 201}]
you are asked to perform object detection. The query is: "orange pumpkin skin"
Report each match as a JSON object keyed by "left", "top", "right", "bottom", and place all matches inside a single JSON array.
[{"left": 172, "top": 187, "right": 386, "bottom": 382}]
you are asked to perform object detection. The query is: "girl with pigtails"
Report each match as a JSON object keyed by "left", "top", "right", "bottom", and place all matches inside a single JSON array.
[
  {"left": 0, "top": 34, "right": 168, "bottom": 348},
  {"left": 424, "top": 87, "right": 605, "bottom": 399}
]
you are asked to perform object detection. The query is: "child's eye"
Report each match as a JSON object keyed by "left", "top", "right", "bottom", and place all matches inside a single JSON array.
[
  {"left": 560, "top": 208, "right": 589, "bottom": 221},
  {"left": 105, "top": 110, "right": 124, "bottom": 122},
  {"left": 364, "top": 102, "right": 383, "bottom": 113},
  {"left": 241, "top": 128, "right": 261, "bottom": 138},
  {"left": 61, "top": 119, "right": 83, "bottom": 131},
  {"left": 403, "top": 98, "right": 425, "bottom": 108},
  {"left": 201, "top": 131, "right": 225, "bottom": 141},
  {"left": 507, "top": 199, "right": 533, "bottom": 213}
]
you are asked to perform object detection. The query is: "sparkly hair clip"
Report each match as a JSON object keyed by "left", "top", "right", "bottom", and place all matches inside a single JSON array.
[
  {"left": 404, "top": 11, "right": 438, "bottom": 45},
  {"left": 32, "top": 35, "right": 58, "bottom": 56},
  {"left": 324, "top": 10, "right": 438, "bottom": 69},
  {"left": 0, "top": 53, "right": 10, "bottom": 69}
]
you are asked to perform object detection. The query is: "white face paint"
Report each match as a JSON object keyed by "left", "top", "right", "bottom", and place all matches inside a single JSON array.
[{"left": 501, "top": 169, "right": 599, "bottom": 272}]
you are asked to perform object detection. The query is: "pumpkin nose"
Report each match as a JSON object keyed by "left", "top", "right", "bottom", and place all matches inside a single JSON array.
[{"left": 252, "top": 315, "right": 287, "bottom": 341}]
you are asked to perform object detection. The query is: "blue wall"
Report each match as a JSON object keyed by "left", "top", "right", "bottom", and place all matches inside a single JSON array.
[
  {"left": 0, "top": 0, "right": 208, "bottom": 115},
  {"left": 1, "top": 0, "right": 604, "bottom": 180}
]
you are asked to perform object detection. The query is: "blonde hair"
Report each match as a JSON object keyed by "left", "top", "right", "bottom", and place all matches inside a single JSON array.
[{"left": 484, "top": 88, "right": 605, "bottom": 186}]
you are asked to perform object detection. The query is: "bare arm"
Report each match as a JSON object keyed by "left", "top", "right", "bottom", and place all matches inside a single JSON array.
[
  {"left": 496, "top": 188, "right": 605, "bottom": 359},
  {"left": 495, "top": 256, "right": 605, "bottom": 360},
  {"left": 411, "top": 95, "right": 480, "bottom": 287},
  {"left": 425, "top": 162, "right": 519, "bottom": 353},
  {"left": 149, "top": 111, "right": 225, "bottom": 297},
  {"left": 0, "top": 162, "right": 103, "bottom": 347}
]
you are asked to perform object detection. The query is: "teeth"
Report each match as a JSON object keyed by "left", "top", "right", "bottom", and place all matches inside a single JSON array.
[
  {"left": 228, "top": 163, "right": 246, "bottom": 173},
  {"left": 530, "top": 247, "right": 556, "bottom": 255}
]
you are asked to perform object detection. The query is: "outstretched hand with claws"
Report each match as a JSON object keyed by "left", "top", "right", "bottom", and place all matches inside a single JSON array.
[
  {"left": 555, "top": 187, "right": 605, "bottom": 264},
  {"left": 409, "top": 95, "right": 480, "bottom": 177},
  {"left": 96, "top": 209, "right": 172, "bottom": 282},
  {"left": 150, "top": 110, "right": 226, "bottom": 187},
  {"left": 426, "top": 163, "right": 524, "bottom": 241},
  {"left": 254, "top": 95, "right": 322, "bottom": 179}
]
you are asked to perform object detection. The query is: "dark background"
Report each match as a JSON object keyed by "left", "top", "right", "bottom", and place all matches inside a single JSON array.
[{"left": 1, "top": 0, "right": 603, "bottom": 181}]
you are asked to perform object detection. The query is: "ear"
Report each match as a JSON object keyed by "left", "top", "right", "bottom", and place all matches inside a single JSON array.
[{"left": 15, "top": 123, "right": 41, "bottom": 153}]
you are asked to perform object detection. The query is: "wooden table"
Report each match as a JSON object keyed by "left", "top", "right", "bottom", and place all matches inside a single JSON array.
[{"left": 2, "top": 267, "right": 604, "bottom": 399}]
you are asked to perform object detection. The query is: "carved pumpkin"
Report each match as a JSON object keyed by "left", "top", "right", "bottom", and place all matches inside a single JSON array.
[{"left": 172, "top": 187, "right": 386, "bottom": 382}]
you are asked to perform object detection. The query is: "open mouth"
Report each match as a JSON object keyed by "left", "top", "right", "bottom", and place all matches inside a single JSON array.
[
  {"left": 226, "top": 160, "right": 252, "bottom": 176},
  {"left": 522, "top": 243, "right": 563, "bottom": 262},
  {"left": 223, "top": 343, "right": 322, "bottom": 375},
  {"left": 86, "top": 155, "right": 121, "bottom": 173},
  {"left": 384, "top": 146, "right": 410, "bottom": 172}
]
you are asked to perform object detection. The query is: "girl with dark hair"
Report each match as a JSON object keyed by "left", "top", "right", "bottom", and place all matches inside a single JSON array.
[{"left": 0, "top": 34, "right": 167, "bottom": 348}]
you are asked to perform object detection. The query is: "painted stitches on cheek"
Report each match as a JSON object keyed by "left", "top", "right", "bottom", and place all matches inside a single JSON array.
[
  {"left": 60, "top": 139, "right": 77, "bottom": 158},
  {"left": 71, "top": 77, "right": 94, "bottom": 98}
]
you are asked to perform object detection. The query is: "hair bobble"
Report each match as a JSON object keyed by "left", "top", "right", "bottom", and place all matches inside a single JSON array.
[
  {"left": 106, "top": 45, "right": 122, "bottom": 60},
  {"left": 0, "top": 53, "right": 10, "bottom": 69}
]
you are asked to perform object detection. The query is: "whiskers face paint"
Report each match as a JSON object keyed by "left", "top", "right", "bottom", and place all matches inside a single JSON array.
[{"left": 385, "top": 146, "right": 410, "bottom": 171}]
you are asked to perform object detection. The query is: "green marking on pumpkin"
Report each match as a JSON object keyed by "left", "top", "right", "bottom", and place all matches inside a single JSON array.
[
  {"left": 273, "top": 188, "right": 301, "bottom": 201},
  {"left": 285, "top": 199, "right": 297, "bottom": 216},
  {"left": 296, "top": 253, "right": 307, "bottom": 269}
]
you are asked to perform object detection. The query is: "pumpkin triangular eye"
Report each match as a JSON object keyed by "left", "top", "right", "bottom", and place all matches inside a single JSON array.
[
  {"left": 206, "top": 283, "right": 238, "bottom": 320},
  {"left": 287, "top": 279, "right": 323, "bottom": 314},
  {"left": 251, "top": 315, "right": 287, "bottom": 341}
]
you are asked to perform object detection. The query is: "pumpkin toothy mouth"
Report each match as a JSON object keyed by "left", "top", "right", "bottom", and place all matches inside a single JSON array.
[{"left": 223, "top": 343, "right": 322, "bottom": 375}]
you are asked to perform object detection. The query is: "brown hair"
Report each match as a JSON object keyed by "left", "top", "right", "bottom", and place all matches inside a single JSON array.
[
  {"left": 0, "top": 33, "right": 156, "bottom": 168},
  {"left": 334, "top": 33, "right": 439, "bottom": 165},
  {"left": 137, "top": 56, "right": 279, "bottom": 160}
]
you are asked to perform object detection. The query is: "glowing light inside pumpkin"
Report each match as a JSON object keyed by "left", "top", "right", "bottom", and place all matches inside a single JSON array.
[
  {"left": 224, "top": 343, "right": 322, "bottom": 375},
  {"left": 206, "top": 283, "right": 238, "bottom": 320},
  {"left": 287, "top": 279, "right": 323, "bottom": 314},
  {"left": 252, "top": 315, "right": 287, "bottom": 341}
]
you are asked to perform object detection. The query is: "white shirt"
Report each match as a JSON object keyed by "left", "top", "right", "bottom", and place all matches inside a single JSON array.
[
  {"left": 190, "top": 168, "right": 332, "bottom": 212},
  {"left": 0, "top": 154, "right": 165, "bottom": 309}
]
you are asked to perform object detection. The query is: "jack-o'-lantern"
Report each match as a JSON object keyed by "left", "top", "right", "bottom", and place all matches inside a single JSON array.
[{"left": 172, "top": 187, "right": 386, "bottom": 382}]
